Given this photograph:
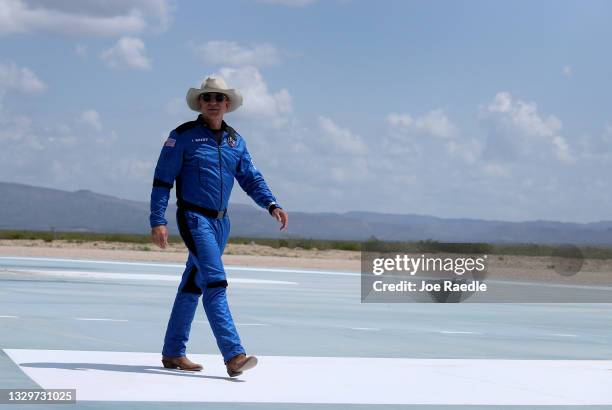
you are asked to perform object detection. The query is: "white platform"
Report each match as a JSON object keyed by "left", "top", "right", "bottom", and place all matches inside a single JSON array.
[{"left": 4, "top": 349, "right": 612, "bottom": 405}]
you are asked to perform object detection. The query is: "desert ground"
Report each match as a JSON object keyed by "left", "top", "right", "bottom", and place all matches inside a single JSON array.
[
  {"left": 0, "top": 239, "right": 610, "bottom": 285},
  {"left": 0, "top": 239, "right": 360, "bottom": 271}
]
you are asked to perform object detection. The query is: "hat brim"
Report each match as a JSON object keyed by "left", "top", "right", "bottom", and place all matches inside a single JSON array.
[{"left": 186, "top": 87, "right": 243, "bottom": 113}]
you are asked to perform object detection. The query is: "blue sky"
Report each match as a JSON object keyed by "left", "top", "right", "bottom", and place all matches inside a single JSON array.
[{"left": 0, "top": 0, "right": 611, "bottom": 223}]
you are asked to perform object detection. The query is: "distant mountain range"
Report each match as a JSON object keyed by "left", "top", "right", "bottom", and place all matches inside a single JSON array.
[{"left": 1, "top": 181, "right": 611, "bottom": 245}]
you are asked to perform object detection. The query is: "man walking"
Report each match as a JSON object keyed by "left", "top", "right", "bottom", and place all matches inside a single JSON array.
[{"left": 150, "top": 76, "right": 288, "bottom": 377}]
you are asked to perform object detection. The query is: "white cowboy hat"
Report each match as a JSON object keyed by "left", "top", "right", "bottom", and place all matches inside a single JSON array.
[{"left": 186, "top": 76, "right": 243, "bottom": 113}]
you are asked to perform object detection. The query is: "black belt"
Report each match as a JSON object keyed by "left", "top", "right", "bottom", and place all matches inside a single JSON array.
[{"left": 177, "top": 199, "right": 227, "bottom": 219}]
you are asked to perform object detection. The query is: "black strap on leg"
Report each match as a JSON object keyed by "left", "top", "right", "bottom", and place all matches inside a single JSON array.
[
  {"left": 207, "top": 280, "right": 228, "bottom": 289},
  {"left": 181, "top": 265, "right": 202, "bottom": 294}
]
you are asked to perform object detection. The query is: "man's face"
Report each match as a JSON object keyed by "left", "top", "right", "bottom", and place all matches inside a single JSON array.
[{"left": 198, "top": 92, "right": 230, "bottom": 122}]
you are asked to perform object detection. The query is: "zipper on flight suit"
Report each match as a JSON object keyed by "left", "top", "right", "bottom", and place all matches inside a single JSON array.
[{"left": 216, "top": 134, "right": 223, "bottom": 212}]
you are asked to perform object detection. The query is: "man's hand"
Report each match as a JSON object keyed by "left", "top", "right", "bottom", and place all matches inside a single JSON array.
[
  {"left": 272, "top": 208, "right": 288, "bottom": 231},
  {"left": 151, "top": 225, "right": 169, "bottom": 249}
]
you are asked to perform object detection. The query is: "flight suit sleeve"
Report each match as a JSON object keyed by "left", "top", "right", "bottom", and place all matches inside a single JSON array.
[
  {"left": 235, "top": 141, "right": 281, "bottom": 214},
  {"left": 149, "top": 130, "right": 184, "bottom": 227}
]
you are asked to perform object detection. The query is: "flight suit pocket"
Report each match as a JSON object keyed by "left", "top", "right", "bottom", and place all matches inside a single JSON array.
[{"left": 186, "top": 213, "right": 199, "bottom": 229}]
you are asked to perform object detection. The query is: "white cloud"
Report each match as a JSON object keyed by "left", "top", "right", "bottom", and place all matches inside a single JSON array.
[
  {"left": 0, "top": 0, "right": 171, "bottom": 36},
  {"left": 0, "top": 61, "right": 46, "bottom": 93},
  {"left": 386, "top": 109, "right": 481, "bottom": 166},
  {"left": 482, "top": 92, "right": 572, "bottom": 162},
  {"left": 388, "top": 109, "right": 457, "bottom": 138},
  {"left": 318, "top": 116, "right": 368, "bottom": 156},
  {"left": 0, "top": 91, "right": 155, "bottom": 199},
  {"left": 551, "top": 135, "right": 571, "bottom": 162},
  {"left": 445, "top": 138, "right": 481, "bottom": 163},
  {"left": 414, "top": 109, "right": 457, "bottom": 138},
  {"left": 110, "top": 158, "right": 154, "bottom": 182},
  {"left": 193, "top": 41, "right": 282, "bottom": 68},
  {"left": 216, "top": 66, "right": 292, "bottom": 127},
  {"left": 562, "top": 65, "right": 573, "bottom": 77},
  {"left": 100, "top": 37, "right": 152, "bottom": 70},
  {"left": 486, "top": 92, "right": 562, "bottom": 138},
  {"left": 256, "top": 0, "right": 318, "bottom": 6},
  {"left": 387, "top": 113, "right": 413, "bottom": 127},
  {"left": 0, "top": 95, "right": 43, "bottom": 152},
  {"left": 77, "top": 109, "right": 102, "bottom": 131}
]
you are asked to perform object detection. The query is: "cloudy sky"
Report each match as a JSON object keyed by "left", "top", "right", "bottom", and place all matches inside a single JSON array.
[{"left": 0, "top": 0, "right": 610, "bottom": 223}]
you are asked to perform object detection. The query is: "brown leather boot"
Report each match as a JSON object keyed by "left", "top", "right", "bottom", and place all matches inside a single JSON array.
[
  {"left": 225, "top": 353, "right": 258, "bottom": 377},
  {"left": 161, "top": 356, "right": 203, "bottom": 371}
]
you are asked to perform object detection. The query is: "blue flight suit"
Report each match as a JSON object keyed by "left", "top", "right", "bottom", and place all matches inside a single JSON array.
[{"left": 150, "top": 114, "right": 280, "bottom": 362}]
